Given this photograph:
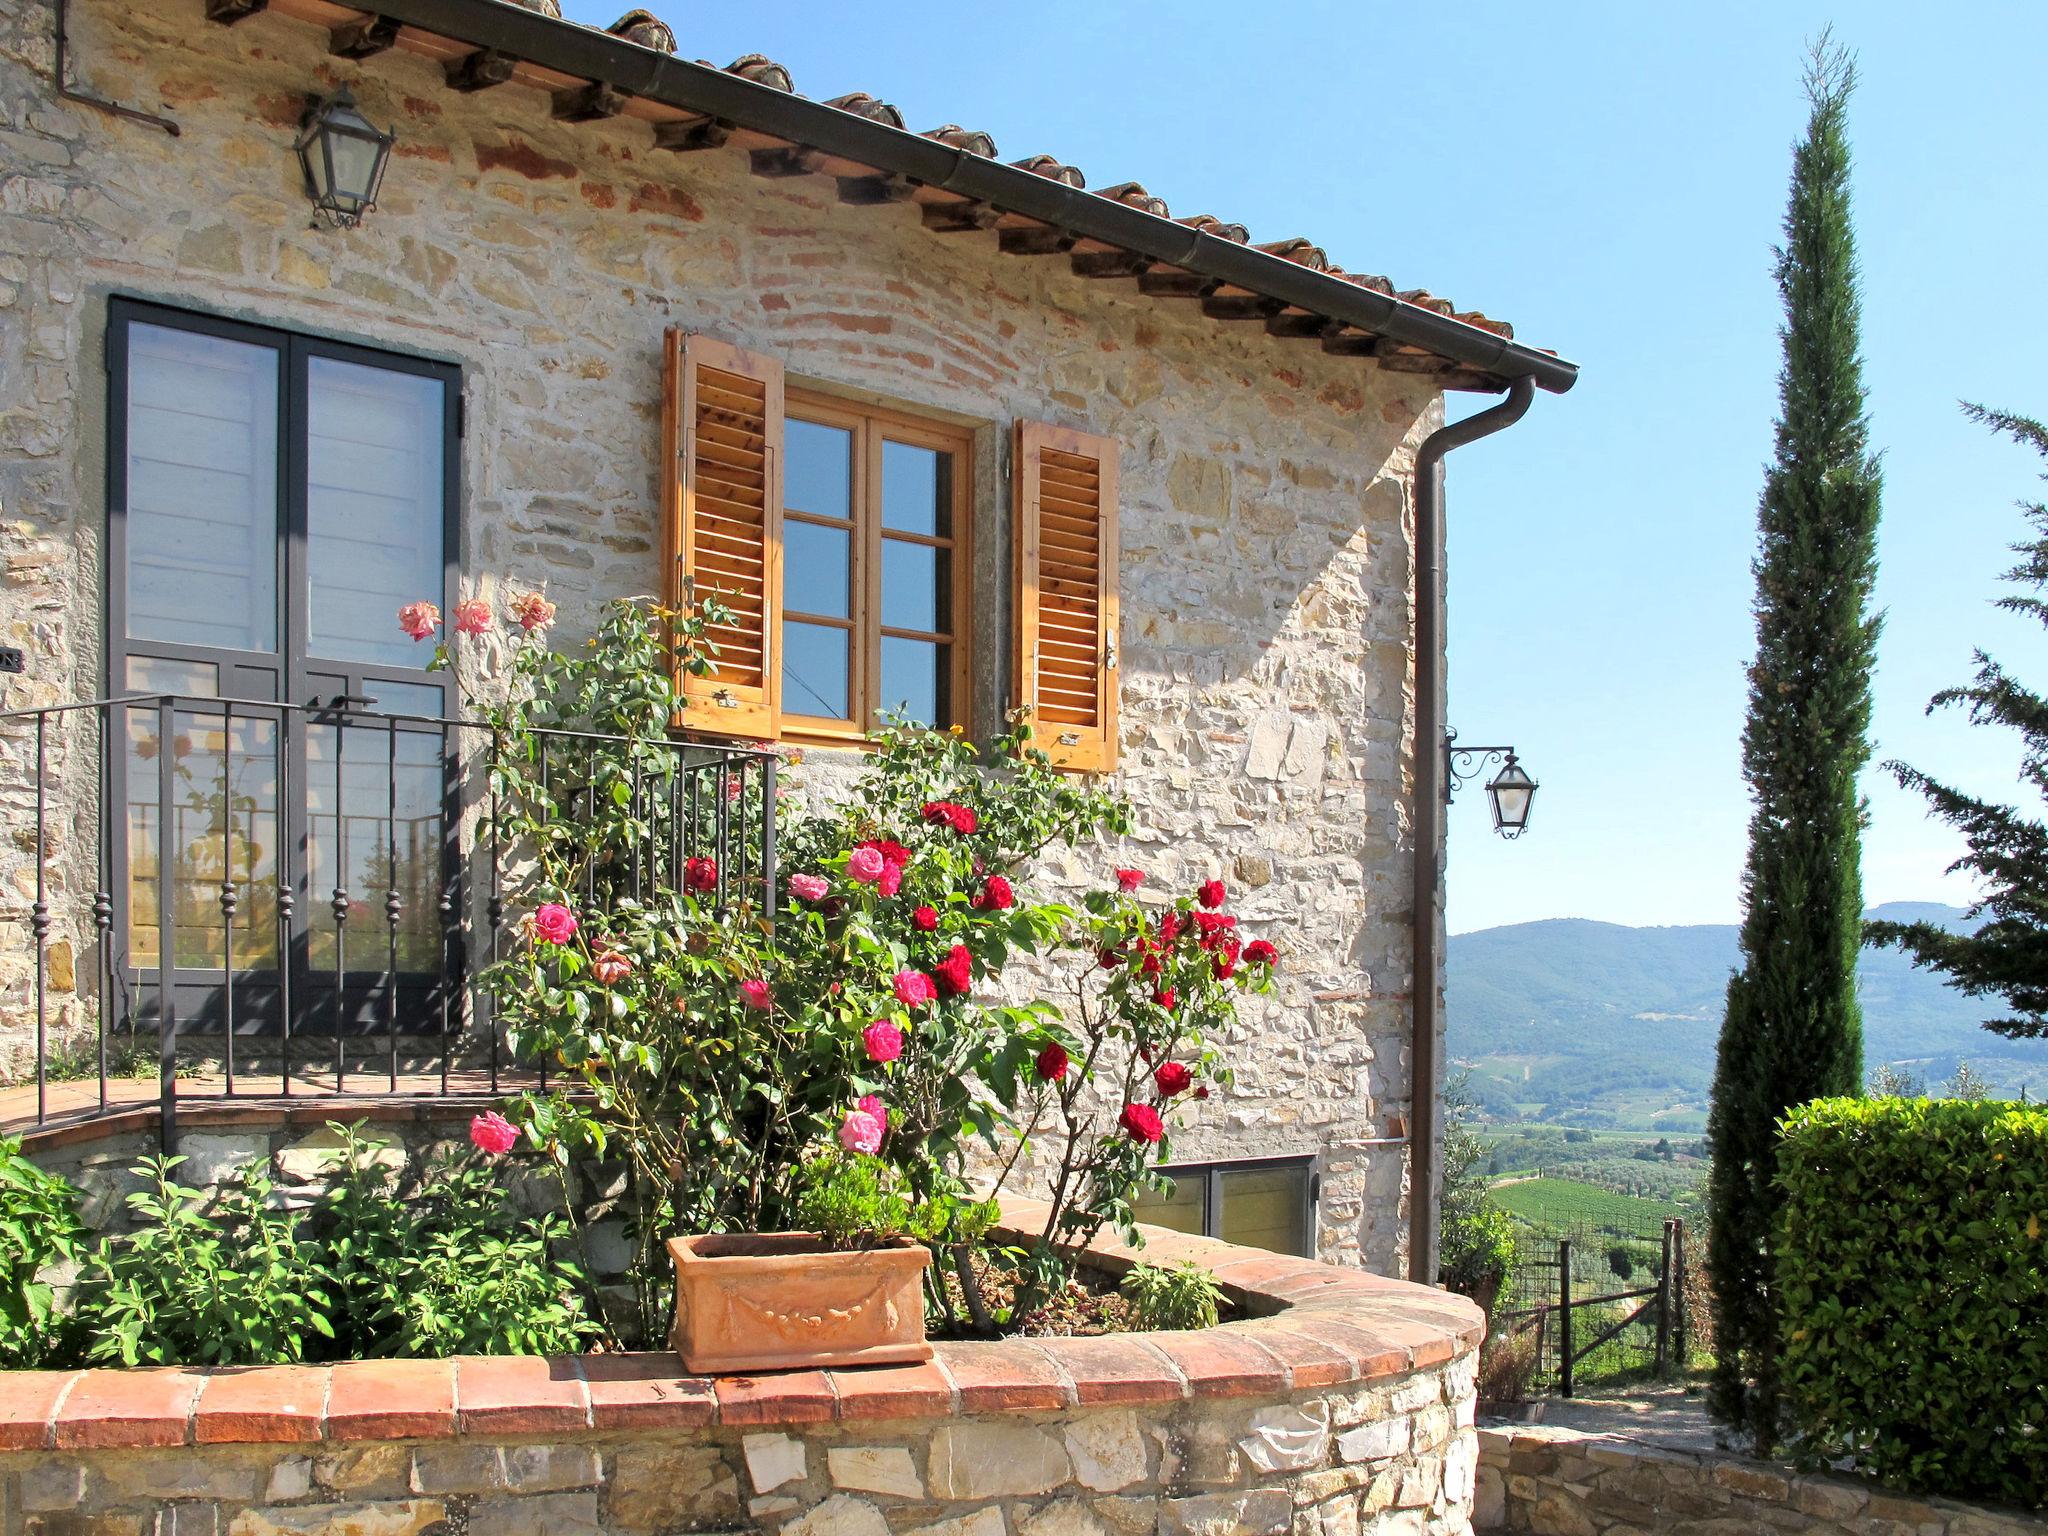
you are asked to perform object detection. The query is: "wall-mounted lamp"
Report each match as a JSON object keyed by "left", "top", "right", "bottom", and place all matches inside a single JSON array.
[
  {"left": 295, "top": 86, "right": 395, "bottom": 229},
  {"left": 1446, "top": 731, "right": 1538, "bottom": 839}
]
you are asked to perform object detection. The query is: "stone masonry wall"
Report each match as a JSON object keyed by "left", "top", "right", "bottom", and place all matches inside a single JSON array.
[
  {"left": 0, "top": 1220, "right": 1488, "bottom": 1536},
  {"left": 1475, "top": 1422, "right": 2047, "bottom": 1536},
  {"left": 0, "top": 0, "right": 1445, "bottom": 1270}
]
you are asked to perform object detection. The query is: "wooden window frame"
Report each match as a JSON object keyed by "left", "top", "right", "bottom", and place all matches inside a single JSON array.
[{"left": 778, "top": 388, "right": 973, "bottom": 749}]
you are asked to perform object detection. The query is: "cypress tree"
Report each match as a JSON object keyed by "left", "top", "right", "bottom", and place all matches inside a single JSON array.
[
  {"left": 1706, "top": 40, "right": 1881, "bottom": 1448},
  {"left": 1867, "top": 407, "right": 2048, "bottom": 1042}
]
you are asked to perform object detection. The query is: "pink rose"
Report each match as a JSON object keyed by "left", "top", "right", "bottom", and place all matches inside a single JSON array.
[
  {"left": 892, "top": 970, "right": 935, "bottom": 1009},
  {"left": 453, "top": 598, "right": 493, "bottom": 636},
  {"left": 740, "top": 977, "right": 772, "bottom": 1011},
  {"left": 847, "top": 846, "right": 886, "bottom": 884},
  {"left": 859, "top": 1094, "right": 888, "bottom": 1133},
  {"left": 877, "top": 861, "right": 903, "bottom": 898},
  {"left": 839, "top": 1106, "right": 884, "bottom": 1155},
  {"left": 508, "top": 590, "right": 556, "bottom": 632},
  {"left": 532, "top": 903, "right": 578, "bottom": 944},
  {"left": 863, "top": 1020, "right": 904, "bottom": 1064},
  {"left": 397, "top": 601, "right": 441, "bottom": 641},
  {"left": 789, "top": 873, "right": 829, "bottom": 903},
  {"left": 469, "top": 1111, "right": 518, "bottom": 1156}
]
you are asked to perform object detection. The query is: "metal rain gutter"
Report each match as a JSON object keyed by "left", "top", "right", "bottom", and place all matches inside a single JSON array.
[
  {"left": 339, "top": 0, "right": 1579, "bottom": 393},
  {"left": 1406, "top": 376, "right": 1535, "bottom": 1287}
]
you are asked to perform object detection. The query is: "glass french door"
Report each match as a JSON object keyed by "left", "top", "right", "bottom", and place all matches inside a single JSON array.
[{"left": 106, "top": 299, "right": 461, "bottom": 1066}]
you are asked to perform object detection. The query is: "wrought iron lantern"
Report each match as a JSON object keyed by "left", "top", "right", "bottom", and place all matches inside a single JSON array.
[
  {"left": 295, "top": 87, "right": 395, "bottom": 229},
  {"left": 1484, "top": 754, "right": 1537, "bottom": 838},
  {"left": 1447, "top": 732, "right": 1538, "bottom": 840}
]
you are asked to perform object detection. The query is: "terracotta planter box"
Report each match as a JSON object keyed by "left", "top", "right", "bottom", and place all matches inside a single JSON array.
[{"left": 667, "top": 1232, "right": 933, "bottom": 1374}]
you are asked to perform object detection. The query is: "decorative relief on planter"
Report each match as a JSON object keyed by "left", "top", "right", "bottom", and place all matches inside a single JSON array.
[{"left": 669, "top": 1233, "right": 933, "bottom": 1374}]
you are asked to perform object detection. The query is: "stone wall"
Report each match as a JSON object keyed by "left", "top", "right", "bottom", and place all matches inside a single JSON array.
[
  {"left": 0, "top": 1220, "right": 1486, "bottom": 1536},
  {"left": 1475, "top": 1421, "right": 2046, "bottom": 1535},
  {"left": 0, "top": 0, "right": 1445, "bottom": 1270}
]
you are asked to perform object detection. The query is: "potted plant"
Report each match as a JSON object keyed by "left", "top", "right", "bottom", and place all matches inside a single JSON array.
[{"left": 668, "top": 1150, "right": 936, "bottom": 1373}]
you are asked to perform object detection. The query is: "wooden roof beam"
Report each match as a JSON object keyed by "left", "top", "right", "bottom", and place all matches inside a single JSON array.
[
  {"left": 445, "top": 48, "right": 515, "bottom": 92},
  {"left": 654, "top": 116, "right": 732, "bottom": 153},
  {"left": 205, "top": 0, "right": 267, "bottom": 22},
  {"left": 330, "top": 15, "right": 401, "bottom": 59},
  {"left": 999, "top": 226, "right": 1077, "bottom": 257},
  {"left": 553, "top": 81, "right": 628, "bottom": 122},
  {"left": 839, "top": 173, "right": 916, "bottom": 205},
  {"left": 1202, "top": 292, "right": 1285, "bottom": 321},
  {"left": 921, "top": 199, "right": 1002, "bottom": 232},
  {"left": 751, "top": 146, "right": 827, "bottom": 177},
  {"left": 1071, "top": 249, "right": 1154, "bottom": 280},
  {"left": 1136, "top": 270, "right": 1219, "bottom": 299}
]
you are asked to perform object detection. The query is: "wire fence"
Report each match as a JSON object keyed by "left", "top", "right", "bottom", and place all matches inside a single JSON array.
[{"left": 1496, "top": 1203, "right": 1695, "bottom": 1394}]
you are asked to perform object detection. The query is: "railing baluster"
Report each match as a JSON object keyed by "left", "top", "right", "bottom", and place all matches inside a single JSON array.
[
  {"left": 332, "top": 718, "right": 349, "bottom": 1095},
  {"left": 33, "top": 712, "right": 49, "bottom": 1126},
  {"left": 488, "top": 729, "right": 504, "bottom": 1094},
  {"left": 219, "top": 701, "right": 236, "bottom": 1097},
  {"left": 156, "top": 696, "right": 178, "bottom": 1150},
  {"left": 537, "top": 736, "right": 548, "bottom": 1096},
  {"left": 440, "top": 720, "right": 454, "bottom": 1098},
  {"left": 632, "top": 759, "right": 644, "bottom": 904},
  {"left": 714, "top": 755, "right": 731, "bottom": 916},
  {"left": 278, "top": 707, "right": 294, "bottom": 1098},
  {"left": 95, "top": 701, "right": 114, "bottom": 1116},
  {"left": 386, "top": 716, "right": 401, "bottom": 1094},
  {"left": 760, "top": 754, "right": 777, "bottom": 932}
]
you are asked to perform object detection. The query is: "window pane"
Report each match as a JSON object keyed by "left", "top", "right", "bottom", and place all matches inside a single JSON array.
[
  {"left": 306, "top": 721, "right": 445, "bottom": 976},
  {"left": 784, "top": 520, "right": 852, "bottom": 619},
  {"left": 126, "top": 706, "right": 280, "bottom": 971},
  {"left": 782, "top": 620, "right": 850, "bottom": 720},
  {"left": 786, "top": 418, "right": 852, "bottom": 519},
  {"left": 124, "top": 323, "right": 279, "bottom": 652},
  {"left": 882, "top": 440, "right": 949, "bottom": 536},
  {"left": 125, "top": 656, "right": 219, "bottom": 697},
  {"left": 1133, "top": 1171, "right": 1206, "bottom": 1236},
  {"left": 880, "top": 637, "right": 947, "bottom": 728},
  {"left": 1219, "top": 1166, "right": 1312, "bottom": 1257},
  {"left": 359, "top": 680, "right": 448, "bottom": 719},
  {"left": 307, "top": 357, "right": 445, "bottom": 668},
  {"left": 882, "top": 539, "right": 948, "bottom": 634}
]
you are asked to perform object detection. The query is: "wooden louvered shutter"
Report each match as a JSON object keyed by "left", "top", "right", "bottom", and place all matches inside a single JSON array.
[
  {"left": 663, "top": 329, "right": 784, "bottom": 735},
  {"left": 1013, "top": 421, "right": 1120, "bottom": 772}
]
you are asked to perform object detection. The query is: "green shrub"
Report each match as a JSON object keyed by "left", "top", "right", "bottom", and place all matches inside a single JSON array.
[
  {"left": 1776, "top": 1097, "right": 2048, "bottom": 1506},
  {"left": 1440, "top": 1204, "right": 1518, "bottom": 1314},
  {"left": 0, "top": 1135, "right": 85, "bottom": 1367},
  {"left": 1120, "top": 1260, "right": 1223, "bottom": 1331}
]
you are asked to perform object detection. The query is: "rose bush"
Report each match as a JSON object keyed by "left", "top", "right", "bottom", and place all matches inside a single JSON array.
[{"left": 439, "top": 591, "right": 1274, "bottom": 1338}]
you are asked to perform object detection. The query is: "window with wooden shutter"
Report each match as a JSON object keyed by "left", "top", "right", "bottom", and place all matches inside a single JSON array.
[
  {"left": 1013, "top": 420, "right": 1120, "bottom": 772},
  {"left": 663, "top": 329, "right": 783, "bottom": 735}
]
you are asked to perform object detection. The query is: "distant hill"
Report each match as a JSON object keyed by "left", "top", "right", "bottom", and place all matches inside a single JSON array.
[{"left": 1447, "top": 902, "right": 2048, "bottom": 1129}]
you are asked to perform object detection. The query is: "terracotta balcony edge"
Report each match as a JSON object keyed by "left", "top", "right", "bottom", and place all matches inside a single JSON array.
[{"left": 0, "top": 1208, "right": 1480, "bottom": 1453}]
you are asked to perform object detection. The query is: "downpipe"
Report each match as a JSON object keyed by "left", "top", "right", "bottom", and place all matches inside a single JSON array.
[{"left": 1406, "top": 375, "right": 1535, "bottom": 1285}]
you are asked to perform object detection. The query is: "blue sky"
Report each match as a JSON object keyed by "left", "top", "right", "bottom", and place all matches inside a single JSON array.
[{"left": 564, "top": 1, "right": 2048, "bottom": 935}]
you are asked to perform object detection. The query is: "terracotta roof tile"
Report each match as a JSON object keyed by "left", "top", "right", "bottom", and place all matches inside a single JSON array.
[
  {"left": 1177, "top": 214, "right": 1250, "bottom": 243},
  {"left": 824, "top": 92, "right": 904, "bottom": 128},
  {"left": 606, "top": 8, "right": 674, "bottom": 51},
  {"left": 1012, "top": 154, "right": 1086, "bottom": 188},
  {"left": 923, "top": 124, "right": 997, "bottom": 157},
  {"left": 1096, "top": 181, "right": 1169, "bottom": 217},
  {"left": 725, "top": 53, "right": 792, "bottom": 91},
  {"left": 1256, "top": 237, "right": 1328, "bottom": 270},
  {"left": 1397, "top": 289, "right": 1455, "bottom": 315}
]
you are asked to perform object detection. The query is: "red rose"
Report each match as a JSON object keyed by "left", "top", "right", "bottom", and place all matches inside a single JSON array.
[
  {"left": 1194, "top": 912, "right": 1238, "bottom": 949},
  {"left": 921, "top": 800, "right": 979, "bottom": 835},
  {"left": 877, "top": 862, "right": 903, "bottom": 898},
  {"left": 913, "top": 904, "right": 940, "bottom": 932},
  {"left": 1035, "top": 1042, "right": 1070, "bottom": 1081},
  {"left": 684, "top": 857, "right": 719, "bottom": 894},
  {"left": 1244, "top": 939, "right": 1278, "bottom": 966},
  {"left": 976, "top": 874, "right": 1015, "bottom": 911},
  {"left": 1119, "top": 1103, "right": 1164, "bottom": 1145},
  {"left": 1194, "top": 1084, "right": 1210, "bottom": 1100},
  {"left": 1197, "top": 879, "right": 1226, "bottom": 909},
  {"left": 935, "top": 943, "right": 973, "bottom": 996},
  {"left": 1115, "top": 867, "right": 1143, "bottom": 893},
  {"left": 863, "top": 838, "right": 914, "bottom": 869},
  {"left": 1212, "top": 953, "right": 1237, "bottom": 980},
  {"left": 1154, "top": 1061, "right": 1192, "bottom": 1097},
  {"left": 1152, "top": 987, "right": 1177, "bottom": 1011},
  {"left": 1098, "top": 948, "right": 1121, "bottom": 970},
  {"left": 1158, "top": 910, "right": 1184, "bottom": 943},
  {"left": 1141, "top": 953, "right": 1162, "bottom": 978}
]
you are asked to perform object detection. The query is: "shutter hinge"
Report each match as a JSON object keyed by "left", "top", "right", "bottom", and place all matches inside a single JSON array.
[{"left": 1104, "top": 635, "right": 1118, "bottom": 671}]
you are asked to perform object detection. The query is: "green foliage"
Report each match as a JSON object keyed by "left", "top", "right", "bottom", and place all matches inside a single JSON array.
[
  {"left": 1439, "top": 1075, "right": 1519, "bottom": 1311},
  {"left": 1120, "top": 1260, "right": 1223, "bottom": 1331},
  {"left": 0, "top": 1135, "right": 85, "bottom": 1367},
  {"left": 84, "top": 1156, "right": 334, "bottom": 1367},
  {"left": 72, "top": 1123, "right": 593, "bottom": 1367},
  {"left": 1869, "top": 410, "right": 2048, "bottom": 1045},
  {"left": 1775, "top": 1097, "right": 2047, "bottom": 1507},
  {"left": 1710, "top": 38, "right": 1879, "bottom": 1449},
  {"left": 477, "top": 595, "right": 1266, "bottom": 1338},
  {"left": 792, "top": 1153, "right": 948, "bottom": 1252}
]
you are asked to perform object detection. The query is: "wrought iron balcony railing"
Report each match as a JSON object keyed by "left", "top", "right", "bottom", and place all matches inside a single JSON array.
[{"left": 0, "top": 693, "right": 777, "bottom": 1143}]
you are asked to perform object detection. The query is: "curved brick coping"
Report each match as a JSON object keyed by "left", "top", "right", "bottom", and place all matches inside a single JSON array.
[{"left": 0, "top": 1204, "right": 1480, "bottom": 1454}]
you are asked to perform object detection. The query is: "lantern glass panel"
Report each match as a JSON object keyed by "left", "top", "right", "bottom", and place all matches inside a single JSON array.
[{"left": 1487, "top": 765, "right": 1536, "bottom": 831}]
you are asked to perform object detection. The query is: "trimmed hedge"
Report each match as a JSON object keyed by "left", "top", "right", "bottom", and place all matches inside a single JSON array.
[{"left": 1777, "top": 1097, "right": 2047, "bottom": 1507}]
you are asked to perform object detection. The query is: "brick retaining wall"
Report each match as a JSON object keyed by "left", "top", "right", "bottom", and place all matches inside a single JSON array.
[{"left": 0, "top": 1221, "right": 1482, "bottom": 1536}]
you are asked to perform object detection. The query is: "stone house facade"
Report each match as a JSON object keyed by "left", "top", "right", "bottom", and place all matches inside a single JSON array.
[{"left": 0, "top": 0, "right": 1572, "bottom": 1278}]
